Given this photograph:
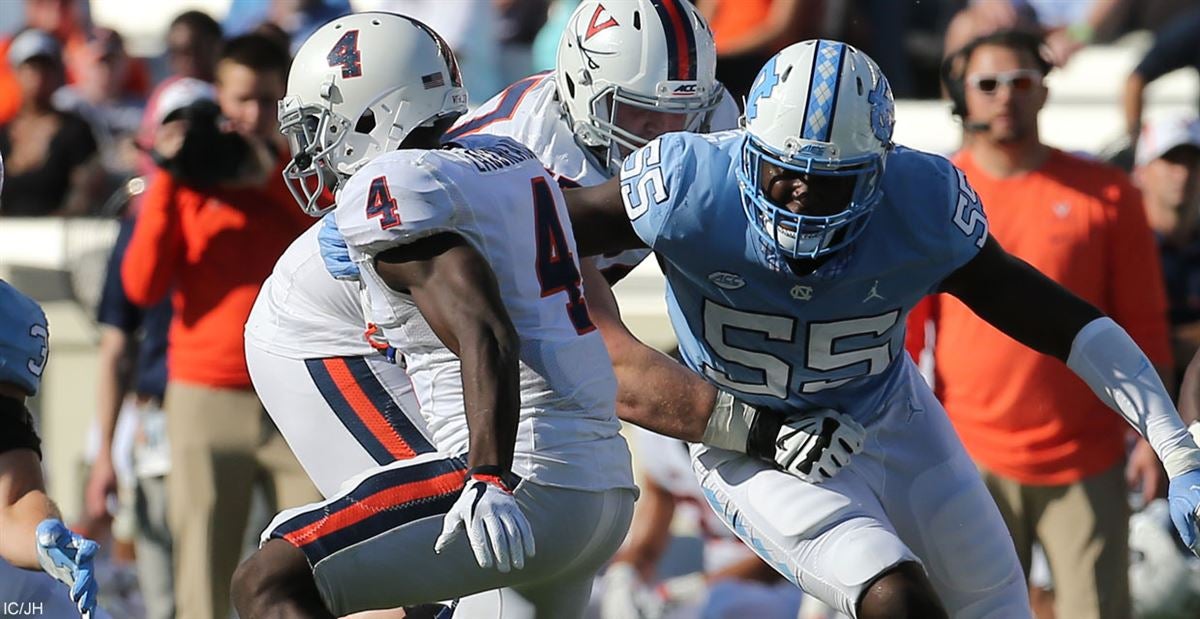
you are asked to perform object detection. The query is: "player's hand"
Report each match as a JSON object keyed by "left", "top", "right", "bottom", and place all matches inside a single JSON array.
[
  {"left": 318, "top": 213, "right": 359, "bottom": 280},
  {"left": 36, "top": 519, "right": 99, "bottom": 616},
  {"left": 1168, "top": 468, "right": 1200, "bottom": 557},
  {"left": 433, "top": 467, "right": 534, "bottom": 573},
  {"left": 750, "top": 408, "right": 866, "bottom": 483}
]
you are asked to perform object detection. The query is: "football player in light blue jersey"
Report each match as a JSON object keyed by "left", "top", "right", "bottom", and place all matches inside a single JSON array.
[
  {"left": 566, "top": 40, "right": 1200, "bottom": 618},
  {"left": 0, "top": 279, "right": 101, "bottom": 617}
]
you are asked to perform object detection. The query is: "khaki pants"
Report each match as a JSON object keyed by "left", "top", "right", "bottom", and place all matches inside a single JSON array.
[
  {"left": 982, "top": 463, "right": 1131, "bottom": 619},
  {"left": 165, "top": 381, "right": 320, "bottom": 619}
]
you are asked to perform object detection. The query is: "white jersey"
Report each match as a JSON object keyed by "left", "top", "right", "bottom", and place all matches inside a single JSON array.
[
  {"left": 446, "top": 72, "right": 741, "bottom": 279},
  {"left": 335, "top": 134, "right": 635, "bottom": 494},
  {"left": 245, "top": 222, "right": 377, "bottom": 359}
]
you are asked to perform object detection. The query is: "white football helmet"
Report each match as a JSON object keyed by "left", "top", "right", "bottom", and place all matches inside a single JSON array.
[
  {"left": 1130, "top": 499, "right": 1200, "bottom": 619},
  {"left": 280, "top": 12, "right": 469, "bottom": 215},
  {"left": 737, "top": 40, "right": 894, "bottom": 260},
  {"left": 556, "top": 0, "right": 723, "bottom": 175}
]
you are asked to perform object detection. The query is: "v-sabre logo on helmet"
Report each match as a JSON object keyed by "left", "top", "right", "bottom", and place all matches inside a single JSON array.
[{"left": 585, "top": 4, "right": 618, "bottom": 40}]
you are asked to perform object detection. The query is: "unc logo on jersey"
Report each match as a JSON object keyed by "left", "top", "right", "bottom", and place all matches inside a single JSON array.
[{"left": 867, "top": 74, "right": 894, "bottom": 144}]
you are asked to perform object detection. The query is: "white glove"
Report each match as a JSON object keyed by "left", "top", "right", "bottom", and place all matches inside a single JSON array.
[
  {"left": 433, "top": 467, "right": 535, "bottom": 573},
  {"left": 758, "top": 409, "right": 866, "bottom": 483}
]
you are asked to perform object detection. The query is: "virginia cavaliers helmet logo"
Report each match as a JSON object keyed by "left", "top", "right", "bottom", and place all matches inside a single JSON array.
[{"left": 585, "top": 4, "right": 619, "bottom": 40}]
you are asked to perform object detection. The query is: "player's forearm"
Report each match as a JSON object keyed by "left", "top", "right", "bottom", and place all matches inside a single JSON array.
[
  {"left": 0, "top": 450, "right": 59, "bottom": 570},
  {"left": 1068, "top": 317, "right": 1200, "bottom": 477},
  {"left": 613, "top": 342, "right": 715, "bottom": 442},
  {"left": 460, "top": 325, "right": 521, "bottom": 472},
  {"left": 581, "top": 259, "right": 717, "bottom": 440}
]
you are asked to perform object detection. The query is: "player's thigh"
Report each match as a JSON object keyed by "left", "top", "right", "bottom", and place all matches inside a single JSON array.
[
  {"left": 690, "top": 444, "right": 916, "bottom": 617},
  {"left": 262, "top": 453, "right": 633, "bottom": 616},
  {"left": 873, "top": 376, "right": 1030, "bottom": 619},
  {"left": 246, "top": 344, "right": 432, "bottom": 497}
]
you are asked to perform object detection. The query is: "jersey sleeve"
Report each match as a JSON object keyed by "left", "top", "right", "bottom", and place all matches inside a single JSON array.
[
  {"left": 334, "top": 155, "right": 458, "bottom": 257},
  {"left": 619, "top": 133, "right": 695, "bottom": 251},
  {"left": 0, "top": 281, "right": 49, "bottom": 396}
]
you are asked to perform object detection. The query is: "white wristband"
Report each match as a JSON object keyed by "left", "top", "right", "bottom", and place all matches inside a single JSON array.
[
  {"left": 1067, "top": 317, "right": 1200, "bottom": 478},
  {"left": 701, "top": 390, "right": 757, "bottom": 452}
]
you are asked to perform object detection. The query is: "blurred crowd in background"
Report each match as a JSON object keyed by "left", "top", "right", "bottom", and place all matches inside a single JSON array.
[
  {"left": 2, "top": 0, "right": 1198, "bottom": 218},
  {"left": 3, "top": 0, "right": 1200, "bottom": 618}
]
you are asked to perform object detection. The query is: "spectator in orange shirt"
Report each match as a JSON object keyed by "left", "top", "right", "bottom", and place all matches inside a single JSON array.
[
  {"left": 923, "top": 29, "right": 1173, "bottom": 619},
  {"left": 120, "top": 34, "right": 317, "bottom": 619}
]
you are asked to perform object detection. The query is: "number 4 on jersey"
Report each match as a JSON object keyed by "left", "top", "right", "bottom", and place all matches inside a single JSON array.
[
  {"left": 366, "top": 176, "right": 401, "bottom": 229},
  {"left": 531, "top": 177, "right": 594, "bottom": 334}
]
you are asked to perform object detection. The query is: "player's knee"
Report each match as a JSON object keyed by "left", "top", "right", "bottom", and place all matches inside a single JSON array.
[
  {"left": 232, "top": 538, "right": 324, "bottom": 618},
  {"left": 857, "top": 561, "right": 948, "bottom": 619}
]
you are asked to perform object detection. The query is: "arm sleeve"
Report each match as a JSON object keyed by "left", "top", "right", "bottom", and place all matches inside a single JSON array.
[
  {"left": 1133, "top": 9, "right": 1200, "bottom": 83},
  {"left": 620, "top": 134, "right": 691, "bottom": 251},
  {"left": 1105, "top": 177, "right": 1172, "bottom": 367},
  {"left": 121, "top": 170, "right": 184, "bottom": 308}
]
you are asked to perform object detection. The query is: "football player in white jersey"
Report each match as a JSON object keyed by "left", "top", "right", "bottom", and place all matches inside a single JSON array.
[
  {"left": 244, "top": 0, "right": 733, "bottom": 502},
  {"left": 448, "top": 0, "right": 740, "bottom": 281},
  {"left": 232, "top": 14, "right": 636, "bottom": 618},
  {"left": 0, "top": 275, "right": 106, "bottom": 618}
]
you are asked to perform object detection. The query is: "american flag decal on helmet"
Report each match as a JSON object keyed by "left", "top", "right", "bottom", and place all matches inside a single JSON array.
[{"left": 422, "top": 72, "right": 445, "bottom": 89}]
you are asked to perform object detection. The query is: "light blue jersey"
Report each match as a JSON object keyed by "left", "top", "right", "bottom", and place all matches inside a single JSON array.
[
  {"left": 0, "top": 281, "right": 48, "bottom": 396},
  {"left": 620, "top": 131, "right": 988, "bottom": 423}
]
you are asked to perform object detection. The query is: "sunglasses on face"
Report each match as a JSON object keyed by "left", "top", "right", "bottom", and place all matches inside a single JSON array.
[{"left": 967, "top": 69, "right": 1043, "bottom": 94}]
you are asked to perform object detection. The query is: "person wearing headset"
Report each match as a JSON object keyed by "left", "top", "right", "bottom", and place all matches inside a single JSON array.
[{"left": 908, "top": 29, "right": 1176, "bottom": 619}]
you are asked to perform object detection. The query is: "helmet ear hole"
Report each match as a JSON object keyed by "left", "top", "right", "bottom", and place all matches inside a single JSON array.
[
  {"left": 632, "top": 11, "right": 641, "bottom": 30},
  {"left": 355, "top": 108, "right": 376, "bottom": 134},
  {"left": 565, "top": 73, "right": 576, "bottom": 98}
]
